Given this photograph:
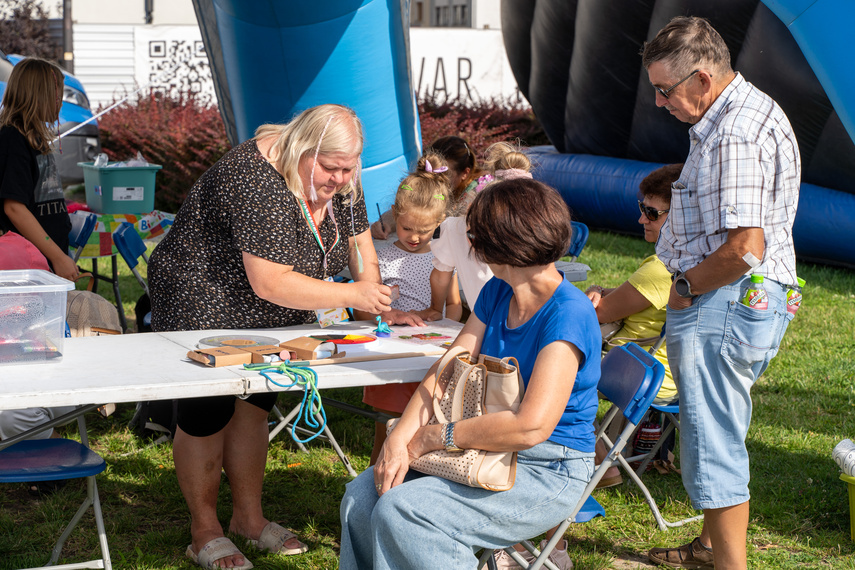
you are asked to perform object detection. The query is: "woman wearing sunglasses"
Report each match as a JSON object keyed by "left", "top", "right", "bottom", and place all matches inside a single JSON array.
[
  {"left": 583, "top": 163, "right": 682, "bottom": 486},
  {"left": 586, "top": 163, "right": 682, "bottom": 403}
]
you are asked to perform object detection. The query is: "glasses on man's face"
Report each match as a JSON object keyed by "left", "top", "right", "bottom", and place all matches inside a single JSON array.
[
  {"left": 638, "top": 200, "right": 669, "bottom": 222},
  {"left": 655, "top": 69, "right": 699, "bottom": 99}
]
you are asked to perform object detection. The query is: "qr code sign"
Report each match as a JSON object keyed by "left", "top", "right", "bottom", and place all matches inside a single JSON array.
[{"left": 136, "top": 28, "right": 216, "bottom": 105}]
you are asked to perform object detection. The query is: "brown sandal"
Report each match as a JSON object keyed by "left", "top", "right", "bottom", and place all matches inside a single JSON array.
[{"left": 648, "top": 537, "right": 714, "bottom": 569}]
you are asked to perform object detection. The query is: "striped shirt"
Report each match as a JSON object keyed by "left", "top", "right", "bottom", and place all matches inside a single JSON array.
[{"left": 657, "top": 73, "right": 800, "bottom": 287}]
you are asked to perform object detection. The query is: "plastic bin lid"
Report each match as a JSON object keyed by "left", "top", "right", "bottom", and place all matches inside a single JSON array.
[{"left": 0, "top": 269, "right": 75, "bottom": 292}]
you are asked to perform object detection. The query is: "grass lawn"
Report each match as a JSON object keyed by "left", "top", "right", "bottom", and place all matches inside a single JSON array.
[{"left": 2, "top": 230, "right": 854, "bottom": 569}]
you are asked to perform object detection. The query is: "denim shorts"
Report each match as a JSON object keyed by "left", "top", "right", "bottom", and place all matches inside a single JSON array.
[{"left": 667, "top": 275, "right": 793, "bottom": 510}]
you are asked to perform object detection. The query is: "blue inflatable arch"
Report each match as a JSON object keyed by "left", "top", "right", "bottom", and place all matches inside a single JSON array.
[{"left": 191, "top": 0, "right": 421, "bottom": 218}]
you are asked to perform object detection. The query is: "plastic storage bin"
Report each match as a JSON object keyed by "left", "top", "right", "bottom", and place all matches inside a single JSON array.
[
  {"left": 0, "top": 270, "right": 75, "bottom": 365},
  {"left": 78, "top": 161, "right": 162, "bottom": 214}
]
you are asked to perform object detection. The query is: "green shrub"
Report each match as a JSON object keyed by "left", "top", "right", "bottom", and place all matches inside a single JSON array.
[
  {"left": 419, "top": 94, "right": 550, "bottom": 154},
  {"left": 98, "top": 92, "right": 547, "bottom": 213}
]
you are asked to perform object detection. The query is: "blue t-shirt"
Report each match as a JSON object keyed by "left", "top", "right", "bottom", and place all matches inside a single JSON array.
[{"left": 473, "top": 276, "right": 600, "bottom": 452}]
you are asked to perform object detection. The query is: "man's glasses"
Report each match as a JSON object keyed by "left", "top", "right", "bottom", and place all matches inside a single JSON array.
[
  {"left": 655, "top": 69, "right": 699, "bottom": 99},
  {"left": 638, "top": 200, "right": 669, "bottom": 221}
]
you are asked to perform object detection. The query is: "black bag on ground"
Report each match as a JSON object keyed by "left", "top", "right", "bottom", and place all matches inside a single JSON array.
[
  {"left": 135, "top": 293, "right": 152, "bottom": 333},
  {"left": 129, "top": 400, "right": 178, "bottom": 441}
]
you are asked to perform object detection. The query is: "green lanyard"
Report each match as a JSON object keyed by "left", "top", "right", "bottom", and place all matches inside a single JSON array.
[{"left": 298, "top": 198, "right": 339, "bottom": 276}]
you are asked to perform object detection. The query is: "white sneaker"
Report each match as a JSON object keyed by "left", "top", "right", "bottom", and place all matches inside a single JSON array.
[
  {"left": 834, "top": 439, "right": 855, "bottom": 477},
  {"left": 492, "top": 540, "right": 574, "bottom": 570}
]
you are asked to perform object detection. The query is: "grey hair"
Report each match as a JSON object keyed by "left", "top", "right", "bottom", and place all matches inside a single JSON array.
[{"left": 641, "top": 16, "right": 733, "bottom": 79}]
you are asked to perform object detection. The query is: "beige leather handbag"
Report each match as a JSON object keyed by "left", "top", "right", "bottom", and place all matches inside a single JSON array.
[{"left": 389, "top": 346, "right": 525, "bottom": 491}]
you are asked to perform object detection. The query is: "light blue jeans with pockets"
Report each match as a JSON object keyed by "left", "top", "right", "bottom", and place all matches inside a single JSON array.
[
  {"left": 339, "top": 440, "right": 594, "bottom": 570},
  {"left": 667, "top": 275, "right": 793, "bottom": 510}
]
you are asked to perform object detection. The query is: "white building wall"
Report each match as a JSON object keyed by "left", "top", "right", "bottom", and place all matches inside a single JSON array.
[
  {"left": 73, "top": 25, "right": 136, "bottom": 107},
  {"left": 472, "top": 0, "right": 501, "bottom": 29},
  {"left": 75, "top": 24, "right": 519, "bottom": 111},
  {"left": 71, "top": 0, "right": 197, "bottom": 25},
  {"left": 410, "top": 28, "right": 518, "bottom": 101}
]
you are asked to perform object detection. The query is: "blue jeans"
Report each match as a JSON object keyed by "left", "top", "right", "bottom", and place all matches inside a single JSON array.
[
  {"left": 667, "top": 275, "right": 793, "bottom": 510},
  {"left": 339, "top": 440, "right": 594, "bottom": 569}
]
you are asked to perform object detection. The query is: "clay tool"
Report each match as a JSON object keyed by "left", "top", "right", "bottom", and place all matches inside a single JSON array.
[{"left": 376, "top": 203, "right": 386, "bottom": 234}]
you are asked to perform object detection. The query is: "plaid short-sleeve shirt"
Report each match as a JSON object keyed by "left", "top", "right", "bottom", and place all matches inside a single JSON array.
[{"left": 657, "top": 73, "right": 800, "bottom": 287}]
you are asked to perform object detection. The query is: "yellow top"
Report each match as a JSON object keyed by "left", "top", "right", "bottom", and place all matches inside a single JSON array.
[{"left": 605, "top": 255, "right": 676, "bottom": 404}]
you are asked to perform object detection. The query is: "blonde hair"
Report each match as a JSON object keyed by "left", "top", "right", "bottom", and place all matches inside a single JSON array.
[
  {"left": 0, "top": 58, "right": 63, "bottom": 154},
  {"left": 483, "top": 141, "right": 531, "bottom": 176},
  {"left": 392, "top": 151, "right": 451, "bottom": 225},
  {"left": 254, "top": 104, "right": 364, "bottom": 201}
]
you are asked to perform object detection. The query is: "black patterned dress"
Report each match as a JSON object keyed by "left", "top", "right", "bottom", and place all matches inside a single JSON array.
[
  {"left": 148, "top": 139, "right": 368, "bottom": 434},
  {"left": 149, "top": 139, "right": 368, "bottom": 331}
]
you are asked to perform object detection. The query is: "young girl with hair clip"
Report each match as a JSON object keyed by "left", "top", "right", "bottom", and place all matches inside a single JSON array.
[
  {"left": 363, "top": 151, "right": 462, "bottom": 465},
  {"left": 371, "top": 135, "right": 487, "bottom": 239},
  {"left": 0, "top": 57, "right": 79, "bottom": 282},
  {"left": 426, "top": 141, "right": 534, "bottom": 321}
]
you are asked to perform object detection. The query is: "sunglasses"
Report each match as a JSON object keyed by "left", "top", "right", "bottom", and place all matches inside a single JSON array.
[
  {"left": 638, "top": 200, "right": 669, "bottom": 221},
  {"left": 655, "top": 69, "right": 699, "bottom": 99}
]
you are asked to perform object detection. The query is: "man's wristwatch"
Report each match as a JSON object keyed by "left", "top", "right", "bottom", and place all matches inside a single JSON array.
[
  {"left": 674, "top": 272, "right": 696, "bottom": 298},
  {"left": 442, "top": 422, "right": 463, "bottom": 452}
]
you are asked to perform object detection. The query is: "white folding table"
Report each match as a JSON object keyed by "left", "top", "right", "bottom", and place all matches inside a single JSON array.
[{"left": 0, "top": 320, "right": 456, "bottom": 452}]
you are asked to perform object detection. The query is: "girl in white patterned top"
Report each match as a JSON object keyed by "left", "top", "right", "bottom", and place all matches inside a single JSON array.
[{"left": 364, "top": 151, "right": 461, "bottom": 464}]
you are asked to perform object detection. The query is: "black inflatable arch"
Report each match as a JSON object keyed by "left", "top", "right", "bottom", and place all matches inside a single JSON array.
[{"left": 502, "top": 0, "right": 855, "bottom": 267}]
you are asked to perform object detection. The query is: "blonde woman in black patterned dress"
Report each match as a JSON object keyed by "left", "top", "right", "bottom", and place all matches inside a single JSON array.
[{"left": 149, "top": 104, "right": 422, "bottom": 570}]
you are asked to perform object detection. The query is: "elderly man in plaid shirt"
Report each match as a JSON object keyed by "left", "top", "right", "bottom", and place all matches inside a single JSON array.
[{"left": 640, "top": 16, "right": 800, "bottom": 570}]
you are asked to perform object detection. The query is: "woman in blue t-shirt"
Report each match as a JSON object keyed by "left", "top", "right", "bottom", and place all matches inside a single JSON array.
[{"left": 340, "top": 178, "right": 601, "bottom": 570}]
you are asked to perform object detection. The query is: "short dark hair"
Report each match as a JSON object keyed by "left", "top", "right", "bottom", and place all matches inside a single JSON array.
[
  {"left": 466, "top": 179, "right": 572, "bottom": 267},
  {"left": 638, "top": 163, "right": 683, "bottom": 205}
]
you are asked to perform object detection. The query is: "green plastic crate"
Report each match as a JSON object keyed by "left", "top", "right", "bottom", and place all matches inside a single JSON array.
[{"left": 78, "top": 161, "right": 162, "bottom": 214}]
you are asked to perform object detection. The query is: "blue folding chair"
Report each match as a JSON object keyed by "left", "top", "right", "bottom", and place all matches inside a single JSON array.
[
  {"left": 69, "top": 212, "right": 128, "bottom": 332},
  {"left": 112, "top": 222, "right": 149, "bottom": 297},
  {"left": 68, "top": 212, "right": 98, "bottom": 263},
  {"left": 479, "top": 342, "right": 665, "bottom": 570},
  {"left": 567, "top": 221, "right": 589, "bottom": 262},
  {"left": 0, "top": 416, "right": 112, "bottom": 569}
]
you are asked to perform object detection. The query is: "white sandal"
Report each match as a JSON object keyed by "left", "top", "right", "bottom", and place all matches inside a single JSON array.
[
  {"left": 247, "top": 522, "right": 308, "bottom": 556},
  {"left": 185, "top": 536, "right": 254, "bottom": 569}
]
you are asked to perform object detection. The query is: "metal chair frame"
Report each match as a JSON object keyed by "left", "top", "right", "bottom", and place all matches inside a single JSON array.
[
  {"left": 478, "top": 342, "right": 665, "bottom": 569},
  {"left": 0, "top": 414, "right": 111, "bottom": 569}
]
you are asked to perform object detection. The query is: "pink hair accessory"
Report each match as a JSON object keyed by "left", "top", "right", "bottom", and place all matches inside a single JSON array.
[
  {"left": 424, "top": 159, "right": 448, "bottom": 173},
  {"left": 495, "top": 168, "right": 533, "bottom": 181}
]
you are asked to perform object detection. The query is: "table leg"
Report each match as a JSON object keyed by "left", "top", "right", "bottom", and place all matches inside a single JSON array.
[{"left": 110, "top": 255, "right": 127, "bottom": 332}]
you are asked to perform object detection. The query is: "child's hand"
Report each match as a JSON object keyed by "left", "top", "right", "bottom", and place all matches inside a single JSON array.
[
  {"left": 383, "top": 308, "right": 425, "bottom": 327},
  {"left": 413, "top": 307, "right": 443, "bottom": 322},
  {"left": 585, "top": 285, "right": 605, "bottom": 307},
  {"left": 52, "top": 255, "right": 80, "bottom": 282},
  {"left": 371, "top": 220, "right": 390, "bottom": 240}
]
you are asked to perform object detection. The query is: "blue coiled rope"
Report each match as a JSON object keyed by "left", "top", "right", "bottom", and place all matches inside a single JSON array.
[{"left": 244, "top": 361, "right": 327, "bottom": 444}]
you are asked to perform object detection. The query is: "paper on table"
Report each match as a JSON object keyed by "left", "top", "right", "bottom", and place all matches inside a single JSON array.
[{"left": 387, "top": 318, "right": 463, "bottom": 348}]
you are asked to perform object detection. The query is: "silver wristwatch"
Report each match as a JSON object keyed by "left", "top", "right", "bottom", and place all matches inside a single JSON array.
[
  {"left": 674, "top": 272, "right": 696, "bottom": 298},
  {"left": 443, "top": 422, "right": 463, "bottom": 452}
]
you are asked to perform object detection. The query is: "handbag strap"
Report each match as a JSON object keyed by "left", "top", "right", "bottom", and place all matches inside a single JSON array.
[
  {"left": 431, "top": 345, "right": 469, "bottom": 424},
  {"left": 501, "top": 356, "right": 526, "bottom": 395},
  {"left": 449, "top": 362, "right": 487, "bottom": 422},
  {"left": 435, "top": 345, "right": 469, "bottom": 382}
]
